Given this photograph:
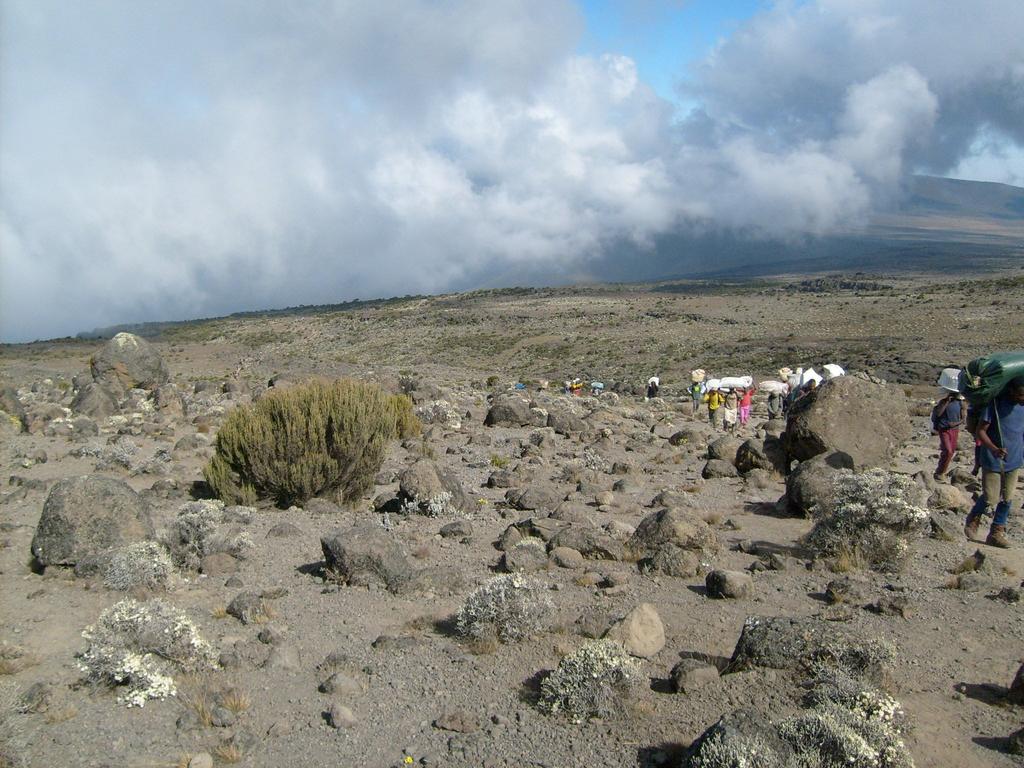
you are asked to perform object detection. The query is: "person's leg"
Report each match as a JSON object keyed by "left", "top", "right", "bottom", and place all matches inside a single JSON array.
[
  {"left": 966, "top": 468, "right": 997, "bottom": 538},
  {"left": 988, "top": 468, "right": 1020, "bottom": 547},
  {"left": 935, "top": 429, "right": 957, "bottom": 478}
]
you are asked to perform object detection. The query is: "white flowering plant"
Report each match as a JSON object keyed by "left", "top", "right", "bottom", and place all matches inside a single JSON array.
[
  {"left": 77, "top": 599, "right": 215, "bottom": 707},
  {"left": 455, "top": 573, "right": 553, "bottom": 643},
  {"left": 804, "top": 469, "right": 930, "bottom": 571},
  {"left": 538, "top": 640, "right": 640, "bottom": 720}
]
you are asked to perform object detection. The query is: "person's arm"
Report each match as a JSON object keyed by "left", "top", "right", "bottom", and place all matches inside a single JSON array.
[{"left": 976, "top": 420, "right": 1008, "bottom": 460}]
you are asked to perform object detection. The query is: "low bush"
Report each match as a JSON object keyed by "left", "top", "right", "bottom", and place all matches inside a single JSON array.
[
  {"left": 104, "top": 542, "right": 174, "bottom": 591},
  {"left": 455, "top": 574, "right": 553, "bottom": 643},
  {"left": 163, "top": 500, "right": 253, "bottom": 571},
  {"left": 77, "top": 599, "right": 215, "bottom": 707},
  {"left": 538, "top": 640, "right": 640, "bottom": 720},
  {"left": 204, "top": 378, "right": 419, "bottom": 507},
  {"left": 803, "top": 469, "right": 929, "bottom": 572}
]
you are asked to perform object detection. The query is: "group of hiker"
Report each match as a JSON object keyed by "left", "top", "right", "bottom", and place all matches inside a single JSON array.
[
  {"left": 932, "top": 362, "right": 1024, "bottom": 550},
  {"left": 646, "top": 366, "right": 828, "bottom": 435}
]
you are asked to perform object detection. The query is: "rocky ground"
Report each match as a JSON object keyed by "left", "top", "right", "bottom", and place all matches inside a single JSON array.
[{"left": 1, "top": 271, "right": 1023, "bottom": 768}]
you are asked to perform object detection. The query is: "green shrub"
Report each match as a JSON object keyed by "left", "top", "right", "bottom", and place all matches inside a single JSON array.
[{"left": 204, "top": 379, "right": 419, "bottom": 507}]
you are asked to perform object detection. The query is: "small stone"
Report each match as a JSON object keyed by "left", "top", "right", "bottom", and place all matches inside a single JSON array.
[
  {"left": 440, "top": 520, "right": 473, "bottom": 538},
  {"left": 327, "top": 704, "right": 357, "bottom": 729},
  {"left": 549, "top": 546, "right": 584, "bottom": 569},
  {"left": 257, "top": 625, "right": 286, "bottom": 645},
  {"left": 867, "top": 594, "right": 911, "bottom": 618},
  {"left": 224, "top": 576, "right": 244, "bottom": 588},
  {"left": 434, "top": 709, "right": 479, "bottom": 733},
  {"left": 211, "top": 706, "right": 236, "bottom": 727},
  {"left": 266, "top": 522, "right": 302, "bottom": 538},
  {"left": 319, "top": 671, "right": 368, "bottom": 697},
  {"left": 995, "top": 586, "right": 1022, "bottom": 603},
  {"left": 705, "top": 570, "right": 753, "bottom": 599},
  {"left": 188, "top": 754, "right": 214, "bottom": 768},
  {"left": 603, "top": 603, "right": 665, "bottom": 658},
  {"left": 670, "top": 659, "right": 720, "bottom": 693}
]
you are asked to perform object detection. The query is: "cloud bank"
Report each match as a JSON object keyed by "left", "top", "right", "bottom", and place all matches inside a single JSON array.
[{"left": 2, "top": 0, "right": 1023, "bottom": 341}]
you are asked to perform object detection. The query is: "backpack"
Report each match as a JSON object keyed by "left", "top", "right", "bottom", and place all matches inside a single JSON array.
[
  {"left": 930, "top": 402, "right": 943, "bottom": 432},
  {"left": 959, "top": 351, "right": 1024, "bottom": 406}
]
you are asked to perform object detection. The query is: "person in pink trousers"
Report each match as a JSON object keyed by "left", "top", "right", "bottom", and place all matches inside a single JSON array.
[{"left": 738, "top": 386, "right": 755, "bottom": 426}]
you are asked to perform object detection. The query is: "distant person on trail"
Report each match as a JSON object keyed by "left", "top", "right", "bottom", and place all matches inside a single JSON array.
[
  {"left": 706, "top": 387, "right": 725, "bottom": 430},
  {"left": 767, "top": 389, "right": 785, "bottom": 420},
  {"left": 931, "top": 388, "right": 965, "bottom": 481},
  {"left": 689, "top": 381, "right": 703, "bottom": 418},
  {"left": 722, "top": 389, "right": 739, "bottom": 434},
  {"left": 963, "top": 376, "right": 1024, "bottom": 548},
  {"left": 738, "top": 386, "right": 755, "bottom": 426},
  {"left": 646, "top": 376, "right": 660, "bottom": 401}
]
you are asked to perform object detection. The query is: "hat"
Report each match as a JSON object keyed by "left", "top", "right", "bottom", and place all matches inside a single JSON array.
[{"left": 937, "top": 367, "right": 960, "bottom": 393}]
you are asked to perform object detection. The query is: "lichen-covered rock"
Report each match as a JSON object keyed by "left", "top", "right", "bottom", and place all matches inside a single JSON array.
[
  {"left": 90, "top": 332, "right": 170, "bottom": 393},
  {"left": 783, "top": 376, "right": 911, "bottom": 467},
  {"left": 32, "top": 476, "right": 155, "bottom": 569}
]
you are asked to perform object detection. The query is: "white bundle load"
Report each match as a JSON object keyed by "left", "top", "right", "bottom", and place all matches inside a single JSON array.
[
  {"left": 648, "top": 376, "right": 660, "bottom": 387},
  {"left": 778, "top": 367, "right": 793, "bottom": 381},
  {"left": 823, "top": 364, "right": 846, "bottom": 379},
  {"left": 719, "top": 375, "right": 753, "bottom": 390},
  {"left": 705, "top": 378, "right": 722, "bottom": 391},
  {"left": 937, "top": 368, "right": 960, "bottom": 393},
  {"left": 690, "top": 369, "right": 706, "bottom": 383},
  {"left": 801, "top": 367, "right": 823, "bottom": 386},
  {"left": 760, "top": 380, "right": 789, "bottom": 395}
]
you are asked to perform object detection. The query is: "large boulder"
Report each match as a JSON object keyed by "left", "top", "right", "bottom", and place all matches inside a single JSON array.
[
  {"left": 484, "top": 395, "right": 545, "bottom": 428},
  {"left": 31, "top": 476, "right": 155, "bottom": 569},
  {"left": 782, "top": 376, "right": 911, "bottom": 467},
  {"left": 735, "top": 437, "right": 788, "bottom": 476},
  {"left": 548, "top": 524, "right": 623, "bottom": 561},
  {"left": 320, "top": 523, "right": 412, "bottom": 591},
  {"left": 729, "top": 615, "right": 880, "bottom": 675},
  {"left": 785, "top": 450, "right": 855, "bottom": 516},
  {"left": 505, "top": 486, "right": 561, "bottom": 512},
  {"left": 90, "top": 332, "right": 169, "bottom": 393},
  {"left": 702, "top": 459, "right": 739, "bottom": 479}
]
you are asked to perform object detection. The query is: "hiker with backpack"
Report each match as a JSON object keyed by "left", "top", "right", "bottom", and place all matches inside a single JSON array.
[
  {"left": 931, "top": 388, "right": 965, "bottom": 481},
  {"left": 963, "top": 376, "right": 1024, "bottom": 548}
]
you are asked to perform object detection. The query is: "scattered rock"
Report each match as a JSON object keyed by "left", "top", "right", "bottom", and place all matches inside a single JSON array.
[
  {"left": 321, "top": 523, "right": 412, "bottom": 591},
  {"left": 670, "top": 658, "right": 720, "bottom": 693},
  {"left": 705, "top": 569, "right": 754, "bottom": 599},
  {"left": 440, "top": 520, "right": 473, "bottom": 538},
  {"left": 702, "top": 459, "right": 739, "bottom": 479},
  {"left": 549, "top": 546, "right": 585, "bottom": 569},
  {"left": 785, "top": 450, "right": 855, "bottom": 517},
  {"left": 502, "top": 538, "right": 548, "bottom": 573},
  {"left": 327, "top": 704, "right": 358, "bottom": 729},
  {"left": 604, "top": 603, "right": 665, "bottom": 658},
  {"left": 434, "top": 709, "right": 479, "bottom": 733}
]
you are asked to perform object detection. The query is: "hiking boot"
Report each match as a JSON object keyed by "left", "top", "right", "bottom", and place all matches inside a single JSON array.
[
  {"left": 964, "top": 516, "right": 982, "bottom": 541},
  {"left": 986, "top": 525, "right": 1010, "bottom": 549}
]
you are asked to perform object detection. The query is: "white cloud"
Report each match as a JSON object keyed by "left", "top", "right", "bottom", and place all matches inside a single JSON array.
[{"left": 1, "top": 0, "right": 1022, "bottom": 340}]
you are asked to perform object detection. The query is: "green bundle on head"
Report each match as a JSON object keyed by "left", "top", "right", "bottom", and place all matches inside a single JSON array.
[{"left": 204, "top": 378, "right": 419, "bottom": 507}]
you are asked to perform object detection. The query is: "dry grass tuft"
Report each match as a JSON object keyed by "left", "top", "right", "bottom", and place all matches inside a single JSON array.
[
  {"left": 213, "top": 744, "right": 242, "bottom": 764},
  {"left": 218, "top": 689, "right": 250, "bottom": 715}
]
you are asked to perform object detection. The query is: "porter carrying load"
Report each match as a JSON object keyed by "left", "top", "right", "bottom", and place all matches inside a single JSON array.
[{"left": 958, "top": 351, "right": 1024, "bottom": 406}]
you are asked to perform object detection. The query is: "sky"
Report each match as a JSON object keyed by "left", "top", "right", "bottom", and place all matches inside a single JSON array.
[{"left": 2, "top": 0, "right": 1024, "bottom": 343}]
